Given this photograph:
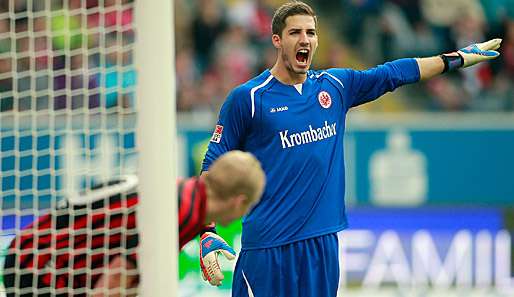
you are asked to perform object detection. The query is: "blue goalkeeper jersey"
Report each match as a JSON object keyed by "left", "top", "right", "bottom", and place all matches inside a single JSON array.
[{"left": 202, "top": 58, "right": 420, "bottom": 250}]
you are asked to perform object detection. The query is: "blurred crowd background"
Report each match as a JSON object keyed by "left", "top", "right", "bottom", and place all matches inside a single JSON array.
[
  {"left": 1, "top": 0, "right": 514, "bottom": 114},
  {"left": 176, "top": 0, "right": 514, "bottom": 114}
]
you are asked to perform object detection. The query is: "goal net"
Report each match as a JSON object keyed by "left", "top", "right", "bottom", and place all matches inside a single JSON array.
[{"left": 0, "top": 0, "right": 176, "bottom": 295}]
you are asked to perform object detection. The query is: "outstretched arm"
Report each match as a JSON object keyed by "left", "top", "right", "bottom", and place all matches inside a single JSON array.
[
  {"left": 416, "top": 39, "right": 502, "bottom": 80},
  {"left": 332, "top": 39, "right": 502, "bottom": 109},
  {"left": 416, "top": 56, "right": 444, "bottom": 81}
]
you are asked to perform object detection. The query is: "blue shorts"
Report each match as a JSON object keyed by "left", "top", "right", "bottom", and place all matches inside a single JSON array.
[{"left": 232, "top": 232, "right": 340, "bottom": 297}]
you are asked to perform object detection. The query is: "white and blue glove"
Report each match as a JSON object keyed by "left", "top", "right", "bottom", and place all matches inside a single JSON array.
[
  {"left": 441, "top": 39, "right": 502, "bottom": 72},
  {"left": 199, "top": 232, "right": 236, "bottom": 286}
]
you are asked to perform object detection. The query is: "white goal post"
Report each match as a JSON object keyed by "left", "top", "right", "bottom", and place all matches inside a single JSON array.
[{"left": 135, "top": 0, "right": 178, "bottom": 295}]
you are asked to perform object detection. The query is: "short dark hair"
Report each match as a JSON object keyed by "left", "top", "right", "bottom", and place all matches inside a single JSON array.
[{"left": 271, "top": 1, "right": 317, "bottom": 36}]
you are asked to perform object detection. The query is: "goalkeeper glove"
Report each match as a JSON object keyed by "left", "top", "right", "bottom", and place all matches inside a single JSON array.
[
  {"left": 441, "top": 38, "right": 502, "bottom": 72},
  {"left": 199, "top": 232, "right": 236, "bottom": 286}
]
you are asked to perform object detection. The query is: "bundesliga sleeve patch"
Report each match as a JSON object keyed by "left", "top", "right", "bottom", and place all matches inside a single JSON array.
[{"left": 210, "top": 125, "right": 223, "bottom": 143}]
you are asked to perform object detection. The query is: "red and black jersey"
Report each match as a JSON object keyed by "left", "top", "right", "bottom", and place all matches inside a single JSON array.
[
  {"left": 3, "top": 176, "right": 208, "bottom": 296},
  {"left": 177, "top": 177, "right": 208, "bottom": 249},
  {"left": 3, "top": 189, "right": 138, "bottom": 297}
]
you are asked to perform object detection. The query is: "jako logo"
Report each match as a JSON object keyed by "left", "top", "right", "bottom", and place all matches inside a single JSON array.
[
  {"left": 270, "top": 106, "right": 288, "bottom": 113},
  {"left": 279, "top": 121, "right": 337, "bottom": 149}
]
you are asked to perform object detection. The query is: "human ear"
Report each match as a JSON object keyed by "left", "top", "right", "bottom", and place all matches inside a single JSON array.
[{"left": 271, "top": 34, "right": 281, "bottom": 49}]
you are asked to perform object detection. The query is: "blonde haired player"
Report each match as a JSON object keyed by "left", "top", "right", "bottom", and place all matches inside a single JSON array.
[{"left": 3, "top": 150, "right": 265, "bottom": 296}]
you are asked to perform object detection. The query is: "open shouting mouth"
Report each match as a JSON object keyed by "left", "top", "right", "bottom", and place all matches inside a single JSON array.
[{"left": 296, "top": 48, "right": 309, "bottom": 66}]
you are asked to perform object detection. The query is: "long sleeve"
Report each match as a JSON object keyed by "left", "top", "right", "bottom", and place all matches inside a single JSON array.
[
  {"left": 178, "top": 177, "right": 207, "bottom": 249},
  {"left": 328, "top": 58, "right": 420, "bottom": 109},
  {"left": 202, "top": 86, "right": 252, "bottom": 172}
]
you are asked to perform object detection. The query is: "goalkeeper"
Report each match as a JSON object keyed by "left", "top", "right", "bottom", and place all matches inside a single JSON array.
[
  {"left": 200, "top": 1, "right": 502, "bottom": 296},
  {"left": 2, "top": 150, "right": 265, "bottom": 297}
]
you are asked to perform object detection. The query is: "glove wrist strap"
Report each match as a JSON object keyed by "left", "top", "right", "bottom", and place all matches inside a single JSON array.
[
  {"left": 440, "top": 52, "right": 464, "bottom": 73},
  {"left": 201, "top": 222, "right": 217, "bottom": 235}
]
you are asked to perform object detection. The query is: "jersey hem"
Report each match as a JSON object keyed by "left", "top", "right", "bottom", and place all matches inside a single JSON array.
[{"left": 240, "top": 222, "right": 348, "bottom": 251}]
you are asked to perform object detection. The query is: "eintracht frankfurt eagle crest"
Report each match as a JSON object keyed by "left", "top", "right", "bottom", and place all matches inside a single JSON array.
[{"left": 318, "top": 91, "right": 332, "bottom": 108}]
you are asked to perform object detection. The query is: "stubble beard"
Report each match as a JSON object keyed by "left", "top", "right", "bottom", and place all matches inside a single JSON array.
[{"left": 282, "top": 51, "right": 308, "bottom": 76}]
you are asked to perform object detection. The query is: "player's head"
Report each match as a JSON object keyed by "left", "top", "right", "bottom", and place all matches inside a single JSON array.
[
  {"left": 271, "top": 1, "right": 318, "bottom": 75},
  {"left": 204, "top": 150, "right": 266, "bottom": 226}
]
